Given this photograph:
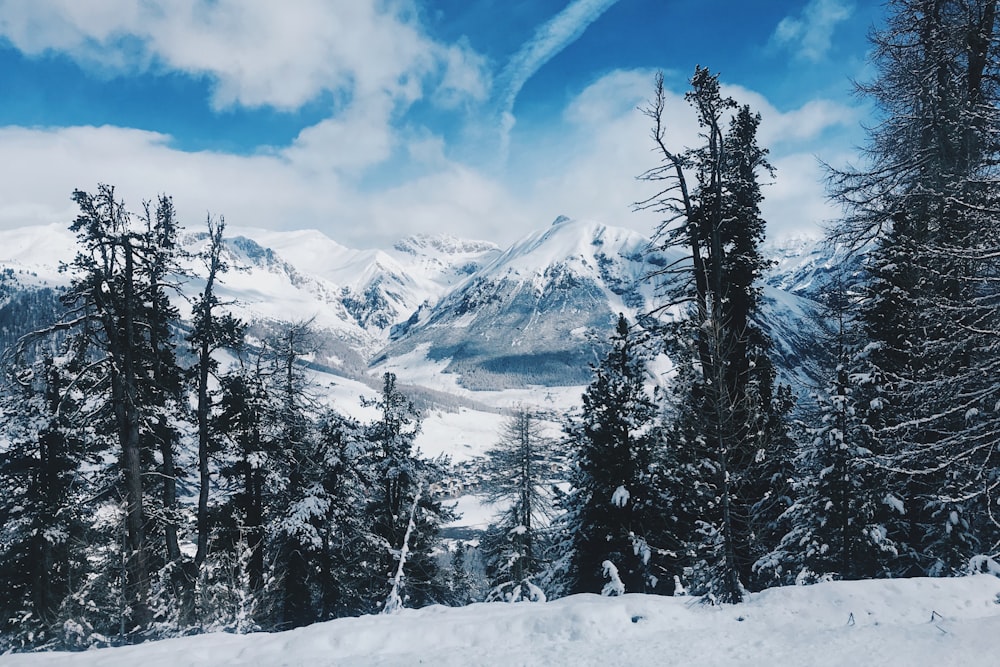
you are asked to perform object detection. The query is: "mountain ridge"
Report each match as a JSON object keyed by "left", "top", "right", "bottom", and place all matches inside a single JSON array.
[{"left": 0, "top": 217, "right": 830, "bottom": 397}]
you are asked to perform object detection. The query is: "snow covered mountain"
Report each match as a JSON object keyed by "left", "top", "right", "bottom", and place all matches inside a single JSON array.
[
  {"left": 375, "top": 217, "right": 670, "bottom": 389},
  {"left": 376, "top": 218, "right": 828, "bottom": 390},
  {"left": 765, "top": 234, "right": 864, "bottom": 297},
  {"left": 0, "top": 216, "right": 830, "bottom": 398},
  {"left": 232, "top": 227, "right": 500, "bottom": 337}
]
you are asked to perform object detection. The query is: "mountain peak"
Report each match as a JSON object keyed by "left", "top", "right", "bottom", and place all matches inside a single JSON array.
[
  {"left": 394, "top": 233, "right": 499, "bottom": 257},
  {"left": 552, "top": 214, "right": 572, "bottom": 226}
]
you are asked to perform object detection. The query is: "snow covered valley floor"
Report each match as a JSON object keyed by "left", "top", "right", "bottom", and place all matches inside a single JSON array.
[{"left": 4, "top": 575, "right": 1000, "bottom": 666}]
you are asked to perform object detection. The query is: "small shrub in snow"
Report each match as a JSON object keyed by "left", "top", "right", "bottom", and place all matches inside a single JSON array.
[
  {"left": 968, "top": 555, "right": 1000, "bottom": 578},
  {"left": 601, "top": 561, "right": 625, "bottom": 597}
]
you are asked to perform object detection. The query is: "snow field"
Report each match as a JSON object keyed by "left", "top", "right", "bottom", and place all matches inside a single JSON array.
[{"left": 5, "top": 575, "right": 1000, "bottom": 666}]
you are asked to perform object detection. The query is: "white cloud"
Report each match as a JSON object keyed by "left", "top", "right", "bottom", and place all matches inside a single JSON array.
[
  {"left": 563, "top": 68, "right": 654, "bottom": 126},
  {"left": 0, "top": 68, "right": 855, "bottom": 249},
  {"left": 0, "top": 122, "right": 525, "bottom": 248},
  {"left": 516, "top": 70, "right": 856, "bottom": 240},
  {"left": 363, "top": 166, "right": 528, "bottom": 243},
  {"left": 762, "top": 153, "right": 838, "bottom": 240},
  {"left": 0, "top": 124, "right": 338, "bottom": 235},
  {"left": 523, "top": 69, "right": 696, "bottom": 231},
  {"left": 0, "top": 0, "right": 486, "bottom": 111},
  {"left": 283, "top": 93, "right": 397, "bottom": 173},
  {"left": 0, "top": 0, "right": 493, "bottom": 218},
  {"left": 770, "top": 0, "right": 854, "bottom": 61},
  {"left": 723, "top": 85, "right": 858, "bottom": 147},
  {"left": 435, "top": 42, "right": 491, "bottom": 108}
]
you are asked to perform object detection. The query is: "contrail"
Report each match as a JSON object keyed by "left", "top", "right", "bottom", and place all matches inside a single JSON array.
[{"left": 496, "top": 0, "right": 621, "bottom": 161}]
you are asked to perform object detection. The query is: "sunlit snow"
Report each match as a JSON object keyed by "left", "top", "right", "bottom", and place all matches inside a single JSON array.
[{"left": 6, "top": 576, "right": 1000, "bottom": 666}]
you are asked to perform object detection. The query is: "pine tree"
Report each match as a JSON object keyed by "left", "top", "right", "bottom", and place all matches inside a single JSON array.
[
  {"left": 264, "top": 321, "right": 321, "bottom": 629},
  {"left": 0, "top": 348, "right": 90, "bottom": 650},
  {"left": 188, "top": 214, "right": 243, "bottom": 577},
  {"left": 359, "top": 373, "right": 452, "bottom": 611},
  {"left": 828, "top": 0, "right": 1000, "bottom": 574},
  {"left": 310, "top": 410, "right": 370, "bottom": 619},
  {"left": 447, "top": 541, "right": 483, "bottom": 606},
  {"left": 557, "top": 314, "right": 669, "bottom": 596},
  {"left": 637, "top": 69, "right": 792, "bottom": 602},
  {"left": 50, "top": 185, "right": 189, "bottom": 633},
  {"left": 759, "top": 276, "right": 896, "bottom": 583},
  {"left": 2, "top": 185, "right": 193, "bottom": 638},
  {"left": 136, "top": 195, "right": 191, "bottom": 627},
  {"left": 69, "top": 185, "right": 154, "bottom": 631},
  {"left": 214, "top": 349, "right": 272, "bottom": 621},
  {"left": 481, "top": 407, "right": 555, "bottom": 602}
]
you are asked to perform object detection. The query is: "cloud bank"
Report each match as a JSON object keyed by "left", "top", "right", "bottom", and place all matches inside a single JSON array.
[
  {"left": 0, "top": 3, "right": 860, "bottom": 246},
  {"left": 0, "top": 68, "right": 853, "bottom": 247}
]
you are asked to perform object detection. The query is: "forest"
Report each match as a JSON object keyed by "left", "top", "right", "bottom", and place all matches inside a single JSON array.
[{"left": 2, "top": 0, "right": 1000, "bottom": 653}]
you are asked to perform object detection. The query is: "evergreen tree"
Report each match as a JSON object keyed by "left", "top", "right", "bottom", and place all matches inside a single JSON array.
[
  {"left": 828, "top": 0, "right": 1000, "bottom": 574},
  {"left": 0, "top": 348, "right": 90, "bottom": 650},
  {"left": 136, "top": 195, "right": 191, "bottom": 626},
  {"left": 309, "top": 410, "right": 370, "bottom": 619},
  {"left": 556, "top": 315, "right": 669, "bottom": 596},
  {"left": 447, "top": 541, "right": 484, "bottom": 606},
  {"left": 188, "top": 214, "right": 243, "bottom": 577},
  {"left": 360, "top": 373, "right": 452, "bottom": 611},
  {"left": 637, "top": 69, "right": 792, "bottom": 601},
  {"left": 47, "top": 185, "right": 190, "bottom": 633},
  {"left": 214, "top": 348, "right": 272, "bottom": 622},
  {"left": 1, "top": 185, "right": 192, "bottom": 639},
  {"left": 758, "top": 276, "right": 896, "bottom": 583},
  {"left": 265, "top": 321, "right": 321, "bottom": 629},
  {"left": 481, "top": 407, "right": 555, "bottom": 602},
  {"left": 68, "top": 185, "right": 154, "bottom": 630},
  {"left": 214, "top": 323, "right": 319, "bottom": 630}
]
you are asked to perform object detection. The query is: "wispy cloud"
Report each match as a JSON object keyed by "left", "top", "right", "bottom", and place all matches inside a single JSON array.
[
  {"left": 494, "top": 0, "right": 620, "bottom": 161},
  {"left": 770, "top": 0, "right": 853, "bottom": 62}
]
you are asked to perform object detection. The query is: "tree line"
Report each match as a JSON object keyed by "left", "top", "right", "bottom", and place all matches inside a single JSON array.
[{"left": 0, "top": 188, "right": 457, "bottom": 649}]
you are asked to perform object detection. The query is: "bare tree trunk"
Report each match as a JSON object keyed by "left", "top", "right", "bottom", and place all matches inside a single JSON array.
[
  {"left": 121, "top": 238, "right": 151, "bottom": 631},
  {"left": 194, "top": 218, "right": 226, "bottom": 568}
]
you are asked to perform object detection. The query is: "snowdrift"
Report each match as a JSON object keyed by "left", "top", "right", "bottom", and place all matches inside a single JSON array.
[{"left": 5, "top": 575, "right": 1000, "bottom": 666}]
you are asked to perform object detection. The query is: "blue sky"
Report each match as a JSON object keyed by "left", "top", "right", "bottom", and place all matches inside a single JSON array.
[{"left": 0, "top": 0, "right": 883, "bottom": 247}]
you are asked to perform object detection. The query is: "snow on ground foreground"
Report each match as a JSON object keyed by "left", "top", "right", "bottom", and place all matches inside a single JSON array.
[{"left": 6, "top": 575, "right": 1000, "bottom": 666}]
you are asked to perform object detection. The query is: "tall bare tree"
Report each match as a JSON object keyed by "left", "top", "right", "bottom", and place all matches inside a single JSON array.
[
  {"left": 828, "top": 0, "right": 1000, "bottom": 574},
  {"left": 637, "top": 69, "right": 789, "bottom": 601}
]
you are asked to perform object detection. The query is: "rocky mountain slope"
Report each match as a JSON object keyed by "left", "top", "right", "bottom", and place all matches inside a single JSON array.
[{"left": 375, "top": 217, "right": 671, "bottom": 388}]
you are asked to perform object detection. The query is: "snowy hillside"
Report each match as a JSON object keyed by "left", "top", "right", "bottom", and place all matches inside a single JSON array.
[
  {"left": 234, "top": 227, "right": 500, "bottom": 337},
  {"left": 0, "top": 223, "right": 77, "bottom": 287},
  {"left": 376, "top": 217, "right": 669, "bottom": 389},
  {"left": 0, "top": 216, "right": 830, "bottom": 393},
  {"left": 765, "top": 234, "right": 863, "bottom": 296},
  {"left": 6, "top": 575, "right": 1000, "bottom": 666},
  {"left": 380, "top": 218, "right": 828, "bottom": 390},
  {"left": 0, "top": 222, "right": 500, "bottom": 362}
]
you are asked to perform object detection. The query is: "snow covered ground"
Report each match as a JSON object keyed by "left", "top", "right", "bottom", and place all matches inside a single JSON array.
[{"left": 5, "top": 575, "right": 1000, "bottom": 666}]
